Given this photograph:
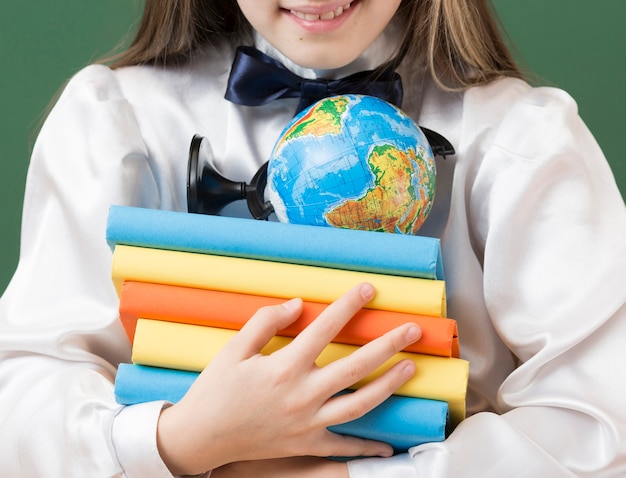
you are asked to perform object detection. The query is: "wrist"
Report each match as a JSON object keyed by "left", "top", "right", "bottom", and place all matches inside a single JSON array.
[{"left": 156, "top": 404, "right": 216, "bottom": 476}]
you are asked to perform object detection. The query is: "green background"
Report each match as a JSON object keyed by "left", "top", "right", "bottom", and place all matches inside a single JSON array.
[{"left": 1, "top": 1, "right": 625, "bottom": 294}]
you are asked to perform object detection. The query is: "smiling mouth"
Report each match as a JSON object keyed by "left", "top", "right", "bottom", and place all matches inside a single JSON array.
[{"left": 290, "top": 1, "right": 354, "bottom": 21}]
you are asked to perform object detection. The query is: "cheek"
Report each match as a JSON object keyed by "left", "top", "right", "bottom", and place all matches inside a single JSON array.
[
  {"left": 364, "top": 0, "right": 403, "bottom": 30},
  {"left": 235, "top": 0, "right": 275, "bottom": 31}
]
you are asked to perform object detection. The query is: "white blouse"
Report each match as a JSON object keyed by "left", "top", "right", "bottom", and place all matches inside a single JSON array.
[{"left": 1, "top": 31, "right": 625, "bottom": 478}]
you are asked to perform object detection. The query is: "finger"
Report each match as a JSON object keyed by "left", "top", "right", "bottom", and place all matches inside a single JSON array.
[
  {"left": 314, "top": 429, "right": 394, "bottom": 459},
  {"left": 315, "top": 359, "right": 416, "bottom": 427},
  {"left": 282, "top": 283, "right": 376, "bottom": 364},
  {"left": 222, "top": 298, "right": 304, "bottom": 360},
  {"left": 316, "top": 322, "right": 421, "bottom": 396}
]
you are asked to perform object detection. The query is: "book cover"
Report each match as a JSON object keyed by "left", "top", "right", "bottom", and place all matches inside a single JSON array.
[
  {"left": 111, "top": 245, "right": 447, "bottom": 317},
  {"left": 328, "top": 390, "right": 448, "bottom": 452},
  {"left": 106, "top": 205, "right": 444, "bottom": 280},
  {"left": 119, "top": 281, "right": 459, "bottom": 357},
  {"left": 115, "top": 363, "right": 197, "bottom": 405},
  {"left": 114, "top": 363, "right": 449, "bottom": 452},
  {"left": 131, "top": 318, "right": 468, "bottom": 425}
]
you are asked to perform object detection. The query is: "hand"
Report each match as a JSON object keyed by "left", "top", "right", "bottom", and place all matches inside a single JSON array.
[
  {"left": 211, "top": 457, "right": 349, "bottom": 478},
  {"left": 156, "top": 283, "right": 421, "bottom": 475}
]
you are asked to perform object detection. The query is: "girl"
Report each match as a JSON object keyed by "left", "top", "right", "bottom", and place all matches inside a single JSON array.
[{"left": 1, "top": 0, "right": 625, "bottom": 477}]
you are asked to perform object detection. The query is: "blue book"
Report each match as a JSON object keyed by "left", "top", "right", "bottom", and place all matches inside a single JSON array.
[
  {"left": 115, "top": 363, "right": 448, "bottom": 452},
  {"left": 106, "top": 205, "right": 444, "bottom": 280},
  {"left": 328, "top": 390, "right": 448, "bottom": 453},
  {"left": 115, "top": 363, "right": 197, "bottom": 405}
]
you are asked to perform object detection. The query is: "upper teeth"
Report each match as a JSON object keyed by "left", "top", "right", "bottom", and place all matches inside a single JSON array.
[{"left": 291, "top": 2, "right": 352, "bottom": 21}]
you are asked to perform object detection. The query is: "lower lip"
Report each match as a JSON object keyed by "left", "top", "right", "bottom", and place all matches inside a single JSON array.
[{"left": 284, "top": 1, "right": 359, "bottom": 34}]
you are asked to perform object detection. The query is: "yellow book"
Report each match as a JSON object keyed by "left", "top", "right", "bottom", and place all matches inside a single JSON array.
[
  {"left": 112, "top": 245, "right": 446, "bottom": 317},
  {"left": 132, "top": 318, "right": 468, "bottom": 425}
]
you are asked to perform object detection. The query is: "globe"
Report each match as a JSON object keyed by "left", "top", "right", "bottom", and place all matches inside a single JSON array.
[{"left": 265, "top": 94, "right": 437, "bottom": 234}]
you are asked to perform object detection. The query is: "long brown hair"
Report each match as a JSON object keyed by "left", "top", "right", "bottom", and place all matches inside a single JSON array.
[{"left": 108, "top": 0, "right": 524, "bottom": 90}]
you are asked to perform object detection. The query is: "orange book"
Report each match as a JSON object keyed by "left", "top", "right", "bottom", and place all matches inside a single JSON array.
[{"left": 119, "top": 281, "right": 459, "bottom": 358}]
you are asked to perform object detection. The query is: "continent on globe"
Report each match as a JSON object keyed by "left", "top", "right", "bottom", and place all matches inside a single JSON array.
[
  {"left": 265, "top": 94, "right": 437, "bottom": 235},
  {"left": 275, "top": 96, "right": 349, "bottom": 147},
  {"left": 324, "top": 143, "right": 434, "bottom": 234}
]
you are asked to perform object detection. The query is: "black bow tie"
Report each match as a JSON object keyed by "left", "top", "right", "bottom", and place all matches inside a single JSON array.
[{"left": 224, "top": 46, "right": 404, "bottom": 115}]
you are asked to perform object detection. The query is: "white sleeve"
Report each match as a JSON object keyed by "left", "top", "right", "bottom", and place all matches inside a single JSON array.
[
  {"left": 349, "top": 86, "right": 626, "bottom": 477},
  {"left": 0, "top": 65, "right": 177, "bottom": 477}
]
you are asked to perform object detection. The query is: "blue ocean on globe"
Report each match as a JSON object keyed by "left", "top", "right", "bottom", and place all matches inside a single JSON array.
[{"left": 265, "top": 94, "right": 437, "bottom": 234}]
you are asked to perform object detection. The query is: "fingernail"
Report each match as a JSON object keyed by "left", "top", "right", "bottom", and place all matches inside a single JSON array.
[
  {"left": 378, "top": 446, "right": 394, "bottom": 458},
  {"left": 282, "top": 297, "right": 303, "bottom": 312},
  {"left": 401, "top": 361, "right": 416, "bottom": 378},
  {"left": 405, "top": 324, "right": 421, "bottom": 342},
  {"left": 359, "top": 283, "right": 375, "bottom": 301}
]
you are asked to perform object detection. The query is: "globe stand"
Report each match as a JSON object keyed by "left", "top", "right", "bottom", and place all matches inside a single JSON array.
[
  {"left": 420, "top": 127, "right": 455, "bottom": 158},
  {"left": 186, "top": 121, "right": 454, "bottom": 221},
  {"left": 186, "top": 134, "right": 274, "bottom": 219}
]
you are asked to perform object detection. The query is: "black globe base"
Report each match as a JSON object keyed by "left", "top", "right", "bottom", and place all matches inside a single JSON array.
[{"left": 186, "top": 134, "right": 274, "bottom": 219}]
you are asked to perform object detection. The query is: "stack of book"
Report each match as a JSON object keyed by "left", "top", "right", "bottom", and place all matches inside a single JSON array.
[{"left": 107, "top": 205, "right": 469, "bottom": 453}]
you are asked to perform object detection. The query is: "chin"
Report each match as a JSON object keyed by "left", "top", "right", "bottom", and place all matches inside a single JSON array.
[{"left": 284, "top": 48, "right": 362, "bottom": 71}]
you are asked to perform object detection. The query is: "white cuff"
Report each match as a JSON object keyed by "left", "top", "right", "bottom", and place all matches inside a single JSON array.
[{"left": 111, "top": 401, "right": 177, "bottom": 478}]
